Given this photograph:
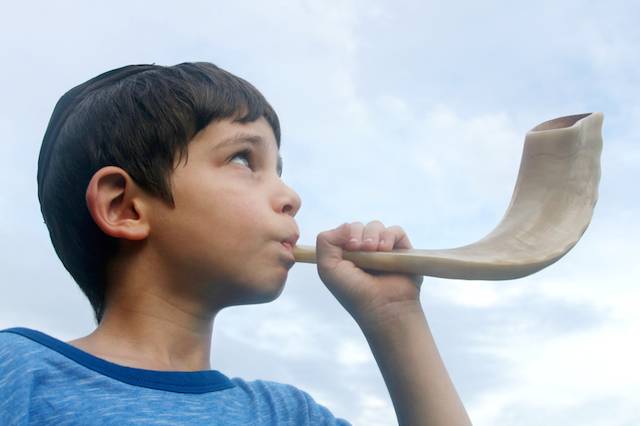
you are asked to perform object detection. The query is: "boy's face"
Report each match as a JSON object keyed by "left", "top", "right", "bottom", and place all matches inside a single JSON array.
[{"left": 148, "top": 117, "right": 301, "bottom": 308}]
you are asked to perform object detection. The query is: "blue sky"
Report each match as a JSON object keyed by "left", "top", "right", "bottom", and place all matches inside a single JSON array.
[{"left": 1, "top": 1, "right": 639, "bottom": 424}]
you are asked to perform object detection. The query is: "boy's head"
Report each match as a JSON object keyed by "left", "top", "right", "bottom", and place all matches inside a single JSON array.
[{"left": 38, "top": 62, "right": 281, "bottom": 323}]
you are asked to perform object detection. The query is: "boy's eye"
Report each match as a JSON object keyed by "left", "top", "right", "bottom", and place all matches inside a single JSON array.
[{"left": 229, "top": 151, "right": 250, "bottom": 168}]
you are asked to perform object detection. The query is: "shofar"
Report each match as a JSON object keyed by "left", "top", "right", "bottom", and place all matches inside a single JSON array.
[{"left": 293, "top": 112, "right": 603, "bottom": 280}]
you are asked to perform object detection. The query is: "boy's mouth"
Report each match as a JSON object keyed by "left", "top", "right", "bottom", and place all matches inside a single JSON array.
[
  {"left": 281, "top": 242, "right": 293, "bottom": 250},
  {"left": 281, "top": 234, "right": 300, "bottom": 256}
]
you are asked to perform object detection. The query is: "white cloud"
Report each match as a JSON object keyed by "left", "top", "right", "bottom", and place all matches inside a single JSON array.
[{"left": 336, "top": 338, "right": 372, "bottom": 366}]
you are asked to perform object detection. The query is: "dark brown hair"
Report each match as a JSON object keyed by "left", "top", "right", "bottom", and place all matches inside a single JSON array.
[{"left": 38, "top": 62, "right": 280, "bottom": 323}]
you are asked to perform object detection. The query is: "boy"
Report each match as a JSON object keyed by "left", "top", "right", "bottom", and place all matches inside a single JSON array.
[{"left": 0, "top": 63, "right": 471, "bottom": 425}]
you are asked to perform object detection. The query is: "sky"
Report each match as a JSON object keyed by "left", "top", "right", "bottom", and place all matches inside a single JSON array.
[{"left": 1, "top": 0, "right": 639, "bottom": 424}]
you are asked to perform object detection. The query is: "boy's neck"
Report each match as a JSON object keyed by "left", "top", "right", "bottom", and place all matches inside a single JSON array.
[
  {"left": 69, "top": 301, "right": 216, "bottom": 372},
  {"left": 68, "top": 256, "right": 219, "bottom": 372}
]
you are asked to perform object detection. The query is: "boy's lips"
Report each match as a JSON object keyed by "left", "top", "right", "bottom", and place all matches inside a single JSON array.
[
  {"left": 282, "top": 233, "right": 299, "bottom": 247},
  {"left": 280, "top": 234, "right": 299, "bottom": 261}
]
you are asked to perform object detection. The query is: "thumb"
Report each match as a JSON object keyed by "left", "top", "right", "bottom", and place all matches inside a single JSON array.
[{"left": 316, "top": 223, "right": 351, "bottom": 268}]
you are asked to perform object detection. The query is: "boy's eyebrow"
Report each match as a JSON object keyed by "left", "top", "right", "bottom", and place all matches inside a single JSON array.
[{"left": 216, "top": 133, "right": 283, "bottom": 176}]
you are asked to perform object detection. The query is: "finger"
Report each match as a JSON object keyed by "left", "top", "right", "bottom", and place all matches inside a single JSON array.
[
  {"left": 345, "top": 221, "right": 365, "bottom": 251},
  {"left": 378, "top": 225, "right": 413, "bottom": 251},
  {"left": 361, "top": 220, "right": 386, "bottom": 251}
]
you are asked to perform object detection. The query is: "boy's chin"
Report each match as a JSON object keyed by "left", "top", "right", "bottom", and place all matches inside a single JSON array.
[{"left": 224, "top": 277, "right": 288, "bottom": 308}]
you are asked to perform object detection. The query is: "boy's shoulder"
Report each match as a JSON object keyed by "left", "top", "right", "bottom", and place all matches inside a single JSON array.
[
  {"left": 0, "top": 328, "right": 66, "bottom": 398},
  {"left": 0, "top": 328, "right": 46, "bottom": 371},
  {"left": 0, "top": 329, "right": 47, "bottom": 425}
]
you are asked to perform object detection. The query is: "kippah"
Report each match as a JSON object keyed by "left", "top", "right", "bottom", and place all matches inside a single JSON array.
[{"left": 37, "top": 64, "right": 161, "bottom": 203}]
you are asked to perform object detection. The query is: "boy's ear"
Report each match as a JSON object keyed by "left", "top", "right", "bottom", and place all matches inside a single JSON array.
[{"left": 86, "top": 166, "right": 151, "bottom": 241}]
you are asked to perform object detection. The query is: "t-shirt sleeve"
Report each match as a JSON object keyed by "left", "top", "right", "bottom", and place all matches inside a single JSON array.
[
  {"left": 233, "top": 378, "right": 352, "bottom": 425},
  {"left": 0, "top": 332, "right": 30, "bottom": 426}
]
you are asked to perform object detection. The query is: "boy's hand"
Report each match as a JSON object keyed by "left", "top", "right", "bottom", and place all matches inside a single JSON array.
[
  {"left": 317, "top": 222, "right": 471, "bottom": 426},
  {"left": 316, "top": 221, "right": 423, "bottom": 327}
]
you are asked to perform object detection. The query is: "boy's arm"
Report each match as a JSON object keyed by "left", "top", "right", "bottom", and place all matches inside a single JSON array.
[{"left": 317, "top": 222, "right": 472, "bottom": 426}]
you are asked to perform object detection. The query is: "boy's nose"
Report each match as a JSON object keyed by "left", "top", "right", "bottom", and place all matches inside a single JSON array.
[{"left": 276, "top": 181, "right": 302, "bottom": 217}]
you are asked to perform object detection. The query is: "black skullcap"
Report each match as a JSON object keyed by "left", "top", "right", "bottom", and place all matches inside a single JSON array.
[{"left": 37, "top": 64, "right": 161, "bottom": 203}]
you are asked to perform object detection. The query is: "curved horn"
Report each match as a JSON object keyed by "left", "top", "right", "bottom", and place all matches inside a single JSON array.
[{"left": 293, "top": 112, "right": 603, "bottom": 280}]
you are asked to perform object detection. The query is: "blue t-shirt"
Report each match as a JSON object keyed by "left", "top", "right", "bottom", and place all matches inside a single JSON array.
[{"left": 0, "top": 328, "right": 350, "bottom": 425}]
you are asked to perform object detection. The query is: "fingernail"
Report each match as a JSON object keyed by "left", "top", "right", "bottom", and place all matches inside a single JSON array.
[
  {"left": 349, "top": 237, "right": 359, "bottom": 243},
  {"left": 379, "top": 239, "right": 386, "bottom": 246},
  {"left": 364, "top": 238, "right": 374, "bottom": 243}
]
